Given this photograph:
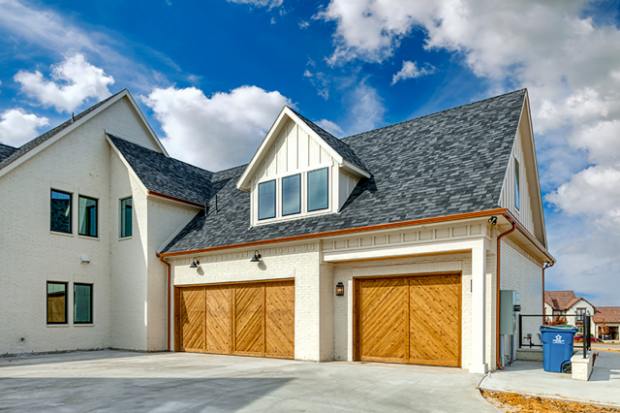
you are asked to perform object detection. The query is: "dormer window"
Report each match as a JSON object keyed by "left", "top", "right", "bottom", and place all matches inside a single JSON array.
[
  {"left": 282, "top": 174, "right": 301, "bottom": 216},
  {"left": 308, "top": 168, "right": 329, "bottom": 212},
  {"left": 258, "top": 180, "right": 276, "bottom": 220}
]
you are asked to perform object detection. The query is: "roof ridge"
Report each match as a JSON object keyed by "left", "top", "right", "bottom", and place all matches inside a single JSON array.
[
  {"left": 0, "top": 143, "right": 16, "bottom": 149},
  {"left": 343, "top": 88, "right": 527, "bottom": 142}
]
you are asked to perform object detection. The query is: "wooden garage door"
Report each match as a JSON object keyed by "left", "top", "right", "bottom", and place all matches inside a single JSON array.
[
  {"left": 176, "top": 280, "right": 294, "bottom": 359},
  {"left": 356, "top": 274, "right": 461, "bottom": 367}
]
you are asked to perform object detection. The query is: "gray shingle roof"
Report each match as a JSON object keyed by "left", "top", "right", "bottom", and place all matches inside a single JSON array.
[
  {"left": 289, "top": 107, "right": 369, "bottom": 173},
  {"left": 0, "top": 90, "right": 125, "bottom": 171},
  {"left": 161, "top": 89, "right": 526, "bottom": 253},
  {"left": 108, "top": 134, "right": 213, "bottom": 206},
  {"left": 0, "top": 143, "right": 17, "bottom": 163}
]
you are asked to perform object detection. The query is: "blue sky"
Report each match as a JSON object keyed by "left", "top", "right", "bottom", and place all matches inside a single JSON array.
[{"left": 1, "top": 0, "right": 620, "bottom": 305}]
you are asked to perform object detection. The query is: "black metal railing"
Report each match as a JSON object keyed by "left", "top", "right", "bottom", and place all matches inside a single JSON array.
[{"left": 518, "top": 314, "right": 592, "bottom": 359}]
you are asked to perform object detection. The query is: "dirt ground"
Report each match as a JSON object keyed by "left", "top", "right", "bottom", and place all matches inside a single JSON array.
[{"left": 481, "top": 391, "right": 620, "bottom": 413}]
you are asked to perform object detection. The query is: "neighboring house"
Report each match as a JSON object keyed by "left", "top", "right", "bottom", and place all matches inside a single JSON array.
[
  {"left": 544, "top": 291, "right": 596, "bottom": 334},
  {"left": 593, "top": 307, "right": 620, "bottom": 341},
  {"left": 0, "top": 88, "right": 554, "bottom": 374}
]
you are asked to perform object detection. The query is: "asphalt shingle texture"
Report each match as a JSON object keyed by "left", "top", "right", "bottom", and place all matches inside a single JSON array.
[
  {"left": 108, "top": 135, "right": 214, "bottom": 206},
  {"left": 161, "top": 89, "right": 526, "bottom": 253},
  {"left": 0, "top": 144, "right": 17, "bottom": 163},
  {"left": 0, "top": 90, "right": 125, "bottom": 171}
]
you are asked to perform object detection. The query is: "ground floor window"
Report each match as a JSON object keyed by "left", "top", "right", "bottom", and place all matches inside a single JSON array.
[
  {"left": 74, "top": 284, "right": 93, "bottom": 323},
  {"left": 47, "top": 282, "right": 67, "bottom": 324}
]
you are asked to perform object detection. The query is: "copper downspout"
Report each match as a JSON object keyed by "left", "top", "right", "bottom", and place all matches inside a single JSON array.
[
  {"left": 542, "top": 262, "right": 554, "bottom": 325},
  {"left": 496, "top": 220, "right": 516, "bottom": 370},
  {"left": 159, "top": 255, "right": 172, "bottom": 352}
]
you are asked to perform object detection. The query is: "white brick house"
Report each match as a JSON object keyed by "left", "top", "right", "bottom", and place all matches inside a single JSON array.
[{"left": 0, "top": 88, "right": 554, "bottom": 374}]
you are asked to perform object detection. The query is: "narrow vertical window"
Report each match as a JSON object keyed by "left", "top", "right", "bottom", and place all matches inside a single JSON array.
[
  {"left": 308, "top": 168, "right": 329, "bottom": 212},
  {"left": 47, "top": 282, "right": 67, "bottom": 324},
  {"left": 514, "top": 159, "right": 520, "bottom": 211},
  {"left": 51, "top": 190, "right": 72, "bottom": 233},
  {"left": 258, "top": 180, "right": 276, "bottom": 220},
  {"left": 120, "top": 197, "right": 133, "bottom": 238},
  {"left": 79, "top": 196, "right": 98, "bottom": 237},
  {"left": 74, "top": 284, "right": 93, "bottom": 324},
  {"left": 282, "top": 174, "right": 301, "bottom": 216}
]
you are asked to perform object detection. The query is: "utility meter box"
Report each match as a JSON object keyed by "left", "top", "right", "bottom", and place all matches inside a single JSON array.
[{"left": 500, "top": 290, "right": 521, "bottom": 335}]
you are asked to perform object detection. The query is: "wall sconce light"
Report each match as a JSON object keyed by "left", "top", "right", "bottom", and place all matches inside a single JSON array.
[
  {"left": 336, "top": 282, "right": 344, "bottom": 297},
  {"left": 189, "top": 258, "right": 200, "bottom": 268},
  {"left": 488, "top": 216, "right": 498, "bottom": 225},
  {"left": 250, "top": 250, "right": 262, "bottom": 263}
]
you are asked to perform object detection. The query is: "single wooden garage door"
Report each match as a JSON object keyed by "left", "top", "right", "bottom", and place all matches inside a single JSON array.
[
  {"left": 355, "top": 274, "right": 461, "bottom": 367},
  {"left": 176, "top": 280, "right": 294, "bottom": 359}
]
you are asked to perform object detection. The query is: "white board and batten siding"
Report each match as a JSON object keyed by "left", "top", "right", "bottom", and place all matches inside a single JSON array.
[
  {"left": 250, "top": 119, "right": 360, "bottom": 226},
  {"left": 499, "top": 128, "right": 535, "bottom": 235}
]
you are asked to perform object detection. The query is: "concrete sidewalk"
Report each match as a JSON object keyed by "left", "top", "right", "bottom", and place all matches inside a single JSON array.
[
  {"left": 480, "top": 351, "right": 620, "bottom": 408},
  {"left": 0, "top": 350, "right": 497, "bottom": 413}
]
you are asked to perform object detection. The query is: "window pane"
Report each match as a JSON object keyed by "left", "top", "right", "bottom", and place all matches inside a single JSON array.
[
  {"left": 74, "top": 284, "right": 92, "bottom": 323},
  {"left": 258, "top": 180, "right": 276, "bottom": 220},
  {"left": 47, "top": 282, "right": 66, "bottom": 323},
  {"left": 514, "top": 159, "right": 520, "bottom": 210},
  {"left": 121, "top": 197, "right": 132, "bottom": 237},
  {"left": 282, "top": 174, "right": 301, "bottom": 216},
  {"left": 79, "top": 196, "right": 98, "bottom": 237},
  {"left": 308, "top": 168, "right": 329, "bottom": 211},
  {"left": 51, "top": 190, "right": 71, "bottom": 233}
]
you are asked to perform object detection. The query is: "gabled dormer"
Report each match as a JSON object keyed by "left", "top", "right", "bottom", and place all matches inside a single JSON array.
[{"left": 237, "top": 107, "right": 370, "bottom": 227}]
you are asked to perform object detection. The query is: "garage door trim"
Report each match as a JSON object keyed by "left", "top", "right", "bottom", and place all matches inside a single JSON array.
[{"left": 353, "top": 272, "right": 462, "bottom": 367}]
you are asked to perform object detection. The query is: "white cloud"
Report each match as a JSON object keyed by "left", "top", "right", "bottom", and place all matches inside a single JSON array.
[
  {"left": 299, "top": 21, "right": 310, "bottom": 29},
  {"left": 14, "top": 53, "right": 114, "bottom": 113},
  {"left": 0, "top": 108, "right": 49, "bottom": 147},
  {"left": 345, "top": 81, "right": 385, "bottom": 135},
  {"left": 227, "top": 0, "right": 283, "bottom": 8},
  {"left": 142, "top": 85, "right": 291, "bottom": 171},
  {"left": 392, "top": 61, "right": 434, "bottom": 85},
  {"left": 316, "top": 119, "right": 344, "bottom": 137}
]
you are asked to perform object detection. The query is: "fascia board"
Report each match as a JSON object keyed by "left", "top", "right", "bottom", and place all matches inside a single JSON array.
[
  {"left": 0, "top": 91, "right": 128, "bottom": 180},
  {"left": 342, "top": 159, "right": 371, "bottom": 179}
]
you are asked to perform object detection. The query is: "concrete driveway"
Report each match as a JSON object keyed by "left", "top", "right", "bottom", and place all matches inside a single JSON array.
[{"left": 0, "top": 350, "right": 496, "bottom": 413}]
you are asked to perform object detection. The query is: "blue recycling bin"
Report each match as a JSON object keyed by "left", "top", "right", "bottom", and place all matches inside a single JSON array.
[{"left": 540, "top": 325, "right": 578, "bottom": 372}]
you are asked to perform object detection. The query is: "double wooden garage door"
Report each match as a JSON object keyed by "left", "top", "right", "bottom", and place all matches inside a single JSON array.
[
  {"left": 355, "top": 274, "right": 461, "bottom": 367},
  {"left": 175, "top": 280, "right": 294, "bottom": 359}
]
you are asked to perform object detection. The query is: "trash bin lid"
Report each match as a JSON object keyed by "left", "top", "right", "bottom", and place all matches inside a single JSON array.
[{"left": 540, "top": 325, "right": 578, "bottom": 331}]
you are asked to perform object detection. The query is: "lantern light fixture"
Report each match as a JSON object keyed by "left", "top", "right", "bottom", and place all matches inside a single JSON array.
[
  {"left": 189, "top": 257, "right": 200, "bottom": 268},
  {"left": 250, "top": 250, "right": 262, "bottom": 263},
  {"left": 336, "top": 282, "right": 345, "bottom": 297},
  {"left": 488, "top": 216, "right": 498, "bottom": 225}
]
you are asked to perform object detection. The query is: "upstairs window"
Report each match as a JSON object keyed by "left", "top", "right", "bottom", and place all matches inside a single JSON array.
[
  {"left": 258, "top": 180, "right": 276, "bottom": 220},
  {"left": 74, "top": 283, "right": 93, "bottom": 324},
  {"left": 120, "top": 197, "right": 133, "bottom": 238},
  {"left": 576, "top": 308, "right": 586, "bottom": 324},
  {"left": 282, "top": 174, "right": 301, "bottom": 216},
  {"left": 47, "top": 282, "right": 67, "bottom": 324},
  {"left": 51, "top": 190, "right": 72, "bottom": 233},
  {"left": 514, "top": 158, "right": 520, "bottom": 211},
  {"left": 79, "top": 196, "right": 98, "bottom": 237},
  {"left": 308, "top": 168, "right": 329, "bottom": 212}
]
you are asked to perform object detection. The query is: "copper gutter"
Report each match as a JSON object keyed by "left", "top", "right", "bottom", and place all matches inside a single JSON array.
[
  {"left": 159, "top": 255, "right": 172, "bottom": 352},
  {"left": 496, "top": 221, "right": 516, "bottom": 370},
  {"left": 147, "top": 190, "right": 204, "bottom": 208},
  {"left": 158, "top": 208, "right": 509, "bottom": 258},
  {"left": 542, "top": 262, "right": 554, "bottom": 324}
]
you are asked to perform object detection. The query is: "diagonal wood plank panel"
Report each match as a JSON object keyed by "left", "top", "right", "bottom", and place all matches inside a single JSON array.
[
  {"left": 409, "top": 275, "right": 461, "bottom": 367},
  {"left": 359, "top": 278, "right": 406, "bottom": 363},
  {"left": 265, "top": 281, "right": 295, "bottom": 358},
  {"left": 179, "top": 287, "right": 206, "bottom": 352},
  {"left": 234, "top": 283, "right": 265, "bottom": 356},
  {"left": 206, "top": 285, "right": 232, "bottom": 354},
  {"left": 356, "top": 274, "right": 461, "bottom": 367}
]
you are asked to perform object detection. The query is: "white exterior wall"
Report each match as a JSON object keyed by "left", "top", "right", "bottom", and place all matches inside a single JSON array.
[
  {"left": 0, "top": 97, "right": 160, "bottom": 355},
  {"left": 169, "top": 242, "right": 326, "bottom": 361},
  {"left": 500, "top": 237, "right": 543, "bottom": 358}
]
